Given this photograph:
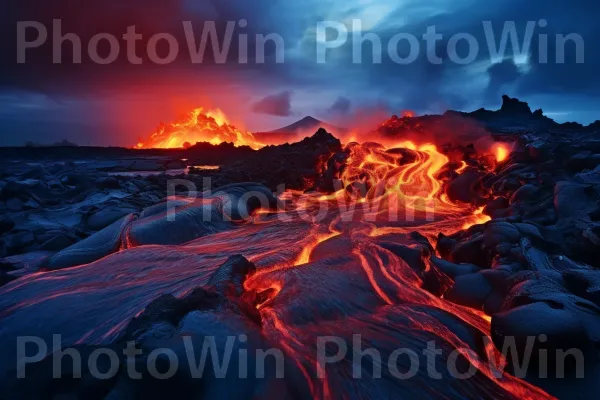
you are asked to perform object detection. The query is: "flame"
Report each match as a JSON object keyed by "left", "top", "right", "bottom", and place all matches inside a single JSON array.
[
  {"left": 492, "top": 143, "right": 510, "bottom": 162},
  {"left": 135, "top": 107, "right": 266, "bottom": 150}
]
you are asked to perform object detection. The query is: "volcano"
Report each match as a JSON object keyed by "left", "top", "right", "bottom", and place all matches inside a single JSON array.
[
  {"left": 256, "top": 116, "right": 347, "bottom": 144},
  {"left": 269, "top": 116, "right": 345, "bottom": 135}
]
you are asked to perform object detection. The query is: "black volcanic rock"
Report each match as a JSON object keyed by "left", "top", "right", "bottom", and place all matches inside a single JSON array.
[
  {"left": 499, "top": 94, "right": 533, "bottom": 115},
  {"left": 184, "top": 141, "right": 255, "bottom": 165},
  {"left": 215, "top": 128, "right": 343, "bottom": 191}
]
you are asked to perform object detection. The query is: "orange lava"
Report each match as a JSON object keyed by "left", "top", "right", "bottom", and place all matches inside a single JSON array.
[
  {"left": 135, "top": 107, "right": 266, "bottom": 150},
  {"left": 462, "top": 206, "right": 491, "bottom": 230},
  {"left": 134, "top": 109, "right": 546, "bottom": 398},
  {"left": 492, "top": 142, "right": 511, "bottom": 162}
]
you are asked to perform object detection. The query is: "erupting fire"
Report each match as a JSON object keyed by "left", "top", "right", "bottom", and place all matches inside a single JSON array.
[
  {"left": 135, "top": 107, "right": 266, "bottom": 150},
  {"left": 493, "top": 142, "right": 510, "bottom": 162}
]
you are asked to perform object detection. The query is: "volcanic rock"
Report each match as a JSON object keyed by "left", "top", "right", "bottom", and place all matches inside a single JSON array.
[
  {"left": 43, "top": 214, "right": 136, "bottom": 270},
  {"left": 444, "top": 272, "right": 492, "bottom": 310},
  {"left": 94, "top": 176, "right": 121, "bottom": 189},
  {"left": 445, "top": 168, "right": 484, "bottom": 203},
  {"left": 85, "top": 205, "right": 138, "bottom": 231},
  {"left": 4, "top": 231, "right": 35, "bottom": 255},
  {"left": 492, "top": 301, "right": 592, "bottom": 358},
  {"left": 429, "top": 256, "right": 481, "bottom": 279},
  {"left": 483, "top": 196, "right": 510, "bottom": 216},
  {"left": 207, "top": 254, "right": 256, "bottom": 296},
  {"left": 39, "top": 232, "right": 77, "bottom": 251},
  {"left": 0, "top": 216, "right": 15, "bottom": 235},
  {"left": 483, "top": 222, "right": 521, "bottom": 248},
  {"left": 0, "top": 181, "right": 29, "bottom": 201},
  {"left": 5, "top": 197, "right": 24, "bottom": 212},
  {"left": 0, "top": 270, "right": 16, "bottom": 287},
  {"left": 554, "top": 181, "right": 597, "bottom": 219},
  {"left": 218, "top": 129, "right": 342, "bottom": 191},
  {"left": 450, "top": 233, "right": 489, "bottom": 267},
  {"left": 563, "top": 270, "right": 600, "bottom": 306},
  {"left": 509, "top": 184, "right": 540, "bottom": 205},
  {"left": 436, "top": 233, "right": 458, "bottom": 259}
]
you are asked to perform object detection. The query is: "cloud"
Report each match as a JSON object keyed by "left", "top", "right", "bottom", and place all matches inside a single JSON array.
[
  {"left": 328, "top": 96, "right": 351, "bottom": 115},
  {"left": 2, "top": 0, "right": 600, "bottom": 144},
  {"left": 251, "top": 91, "right": 294, "bottom": 116},
  {"left": 485, "top": 59, "right": 523, "bottom": 103}
]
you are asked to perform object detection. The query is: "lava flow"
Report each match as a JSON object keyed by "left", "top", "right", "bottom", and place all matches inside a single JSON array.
[
  {"left": 135, "top": 107, "right": 266, "bottom": 150},
  {"left": 0, "top": 118, "right": 551, "bottom": 399},
  {"left": 242, "top": 141, "right": 545, "bottom": 399}
]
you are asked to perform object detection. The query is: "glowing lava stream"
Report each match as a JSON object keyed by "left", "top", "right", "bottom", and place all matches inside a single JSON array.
[
  {"left": 243, "top": 140, "right": 551, "bottom": 399},
  {"left": 131, "top": 106, "right": 541, "bottom": 398}
]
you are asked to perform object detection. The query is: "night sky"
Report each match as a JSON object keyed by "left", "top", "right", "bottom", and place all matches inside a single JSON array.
[{"left": 1, "top": 0, "right": 598, "bottom": 146}]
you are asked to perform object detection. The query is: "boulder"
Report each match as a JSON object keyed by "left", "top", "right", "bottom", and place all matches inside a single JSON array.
[
  {"left": 554, "top": 181, "right": 597, "bottom": 219},
  {"left": 563, "top": 270, "right": 600, "bottom": 306},
  {"left": 483, "top": 222, "right": 521, "bottom": 248},
  {"left": 429, "top": 256, "right": 481, "bottom": 279},
  {"left": 0, "top": 181, "right": 29, "bottom": 201},
  {"left": 509, "top": 184, "right": 539, "bottom": 205},
  {"left": 43, "top": 214, "right": 136, "bottom": 270},
  {"left": 0, "top": 217, "right": 15, "bottom": 235},
  {"left": 4, "top": 231, "right": 35, "bottom": 255},
  {"left": 445, "top": 169, "right": 483, "bottom": 203},
  {"left": 0, "top": 270, "right": 16, "bottom": 287},
  {"left": 492, "top": 302, "right": 592, "bottom": 357},
  {"left": 444, "top": 272, "right": 492, "bottom": 310},
  {"left": 39, "top": 233, "right": 77, "bottom": 251},
  {"left": 451, "top": 233, "right": 489, "bottom": 266},
  {"left": 94, "top": 177, "right": 121, "bottom": 189},
  {"left": 85, "top": 205, "right": 138, "bottom": 231},
  {"left": 207, "top": 255, "right": 256, "bottom": 296},
  {"left": 483, "top": 196, "right": 509, "bottom": 216},
  {"left": 5, "top": 198, "right": 24, "bottom": 212}
]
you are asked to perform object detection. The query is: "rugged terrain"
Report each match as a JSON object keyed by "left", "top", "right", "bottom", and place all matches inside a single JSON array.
[{"left": 1, "top": 96, "right": 600, "bottom": 399}]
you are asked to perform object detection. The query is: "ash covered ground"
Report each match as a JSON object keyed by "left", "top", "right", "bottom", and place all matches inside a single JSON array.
[{"left": 1, "top": 97, "right": 600, "bottom": 399}]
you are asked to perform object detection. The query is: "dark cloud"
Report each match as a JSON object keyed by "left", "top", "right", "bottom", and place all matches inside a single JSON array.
[
  {"left": 0, "top": 0, "right": 290, "bottom": 95},
  {"left": 1, "top": 0, "right": 600, "bottom": 145},
  {"left": 485, "top": 59, "right": 522, "bottom": 103},
  {"left": 328, "top": 96, "right": 351, "bottom": 115},
  {"left": 251, "top": 91, "right": 293, "bottom": 116}
]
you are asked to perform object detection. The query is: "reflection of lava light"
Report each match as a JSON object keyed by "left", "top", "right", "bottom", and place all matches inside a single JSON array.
[{"left": 135, "top": 107, "right": 265, "bottom": 150}]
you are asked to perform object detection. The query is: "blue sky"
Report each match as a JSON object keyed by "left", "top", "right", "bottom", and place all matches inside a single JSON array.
[{"left": 1, "top": 0, "right": 598, "bottom": 146}]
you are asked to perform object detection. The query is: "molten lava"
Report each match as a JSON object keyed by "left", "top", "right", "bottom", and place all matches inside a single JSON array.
[
  {"left": 135, "top": 108, "right": 266, "bottom": 150},
  {"left": 492, "top": 142, "right": 510, "bottom": 162},
  {"left": 241, "top": 139, "right": 546, "bottom": 399}
]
